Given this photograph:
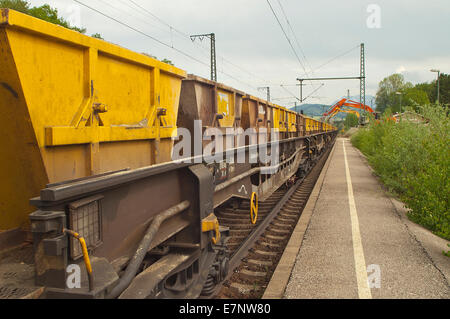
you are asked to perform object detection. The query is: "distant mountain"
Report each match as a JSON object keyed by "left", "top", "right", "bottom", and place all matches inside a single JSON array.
[
  {"left": 290, "top": 104, "right": 327, "bottom": 118},
  {"left": 289, "top": 95, "right": 377, "bottom": 118}
]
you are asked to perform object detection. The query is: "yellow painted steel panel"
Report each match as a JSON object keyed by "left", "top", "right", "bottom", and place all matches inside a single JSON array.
[
  {"left": 278, "top": 107, "right": 287, "bottom": 132},
  {"left": 217, "top": 89, "right": 235, "bottom": 127},
  {"left": 271, "top": 106, "right": 280, "bottom": 131},
  {"left": 0, "top": 9, "right": 186, "bottom": 230},
  {"left": 0, "top": 21, "right": 48, "bottom": 229},
  {"left": 287, "top": 111, "right": 297, "bottom": 132}
]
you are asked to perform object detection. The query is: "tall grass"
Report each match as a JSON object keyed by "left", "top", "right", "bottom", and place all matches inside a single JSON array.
[{"left": 351, "top": 106, "right": 449, "bottom": 240}]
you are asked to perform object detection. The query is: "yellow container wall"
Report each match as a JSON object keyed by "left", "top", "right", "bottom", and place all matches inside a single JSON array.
[
  {"left": 288, "top": 112, "right": 297, "bottom": 132},
  {"left": 278, "top": 107, "right": 287, "bottom": 132},
  {"left": 0, "top": 9, "right": 186, "bottom": 229},
  {"left": 217, "top": 89, "right": 236, "bottom": 127},
  {"left": 272, "top": 107, "right": 280, "bottom": 131}
]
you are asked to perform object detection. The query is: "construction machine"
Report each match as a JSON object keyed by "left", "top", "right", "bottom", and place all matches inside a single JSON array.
[{"left": 322, "top": 98, "right": 380, "bottom": 124}]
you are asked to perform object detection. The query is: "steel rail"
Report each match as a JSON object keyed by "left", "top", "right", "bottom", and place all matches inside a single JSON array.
[
  {"left": 228, "top": 175, "right": 305, "bottom": 273},
  {"left": 207, "top": 142, "right": 334, "bottom": 298}
]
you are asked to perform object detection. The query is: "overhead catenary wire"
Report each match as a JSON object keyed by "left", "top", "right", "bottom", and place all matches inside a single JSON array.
[
  {"left": 266, "top": 0, "right": 309, "bottom": 80},
  {"left": 109, "top": 0, "right": 308, "bottom": 101},
  {"left": 266, "top": 0, "right": 324, "bottom": 103},
  {"left": 313, "top": 44, "right": 360, "bottom": 72},
  {"left": 123, "top": 0, "right": 269, "bottom": 84},
  {"left": 119, "top": 0, "right": 274, "bottom": 92},
  {"left": 280, "top": 84, "right": 301, "bottom": 102},
  {"left": 276, "top": 0, "right": 316, "bottom": 79},
  {"left": 73, "top": 1, "right": 206, "bottom": 65},
  {"left": 72, "top": 0, "right": 259, "bottom": 91},
  {"left": 303, "top": 83, "right": 325, "bottom": 101},
  {"left": 97, "top": 0, "right": 172, "bottom": 35}
]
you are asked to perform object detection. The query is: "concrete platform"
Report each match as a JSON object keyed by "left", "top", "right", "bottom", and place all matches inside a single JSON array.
[{"left": 264, "top": 138, "right": 450, "bottom": 299}]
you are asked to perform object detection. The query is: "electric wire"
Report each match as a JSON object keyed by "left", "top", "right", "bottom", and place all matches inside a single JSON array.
[
  {"left": 124, "top": 0, "right": 269, "bottom": 84},
  {"left": 276, "top": 0, "right": 316, "bottom": 78},
  {"left": 123, "top": 0, "right": 310, "bottom": 100},
  {"left": 314, "top": 44, "right": 360, "bottom": 72},
  {"left": 267, "top": 0, "right": 324, "bottom": 103},
  {"left": 73, "top": 0, "right": 259, "bottom": 91},
  {"left": 266, "top": 0, "right": 309, "bottom": 79}
]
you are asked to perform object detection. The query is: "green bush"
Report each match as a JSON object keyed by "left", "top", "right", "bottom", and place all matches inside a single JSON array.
[{"left": 351, "top": 105, "right": 449, "bottom": 240}]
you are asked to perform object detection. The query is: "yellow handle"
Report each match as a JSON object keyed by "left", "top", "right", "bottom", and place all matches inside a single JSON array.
[
  {"left": 212, "top": 222, "right": 220, "bottom": 245},
  {"left": 63, "top": 228, "right": 94, "bottom": 291},
  {"left": 78, "top": 237, "right": 93, "bottom": 275},
  {"left": 201, "top": 213, "right": 221, "bottom": 244},
  {"left": 250, "top": 192, "right": 258, "bottom": 224}
]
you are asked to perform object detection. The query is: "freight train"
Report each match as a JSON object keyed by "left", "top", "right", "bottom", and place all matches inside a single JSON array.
[{"left": 0, "top": 9, "right": 337, "bottom": 299}]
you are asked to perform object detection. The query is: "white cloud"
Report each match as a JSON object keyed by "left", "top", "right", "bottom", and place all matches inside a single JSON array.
[
  {"left": 396, "top": 66, "right": 406, "bottom": 74},
  {"left": 26, "top": 0, "right": 450, "bottom": 105}
]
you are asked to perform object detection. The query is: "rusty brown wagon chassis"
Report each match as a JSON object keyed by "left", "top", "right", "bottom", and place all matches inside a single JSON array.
[{"left": 26, "top": 131, "right": 337, "bottom": 298}]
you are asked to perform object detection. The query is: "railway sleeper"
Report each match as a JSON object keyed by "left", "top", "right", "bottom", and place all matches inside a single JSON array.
[
  {"left": 271, "top": 221, "right": 294, "bottom": 229},
  {"left": 259, "top": 244, "right": 281, "bottom": 249},
  {"left": 280, "top": 210, "right": 300, "bottom": 218},
  {"left": 247, "top": 259, "right": 273, "bottom": 267},
  {"left": 229, "top": 282, "right": 263, "bottom": 296},
  {"left": 264, "top": 234, "right": 287, "bottom": 241},
  {"left": 252, "top": 249, "right": 278, "bottom": 258},
  {"left": 279, "top": 211, "right": 299, "bottom": 218},
  {"left": 238, "top": 269, "right": 268, "bottom": 282},
  {"left": 275, "top": 216, "right": 296, "bottom": 223},
  {"left": 267, "top": 226, "right": 291, "bottom": 234}
]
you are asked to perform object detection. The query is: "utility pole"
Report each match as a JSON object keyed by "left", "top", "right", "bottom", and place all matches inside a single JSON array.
[
  {"left": 190, "top": 33, "right": 217, "bottom": 81},
  {"left": 258, "top": 86, "right": 270, "bottom": 102},
  {"left": 296, "top": 43, "right": 366, "bottom": 117},
  {"left": 298, "top": 80, "right": 305, "bottom": 103},
  {"left": 297, "top": 77, "right": 363, "bottom": 103},
  {"left": 347, "top": 89, "right": 350, "bottom": 100},
  {"left": 360, "top": 43, "right": 366, "bottom": 119},
  {"left": 430, "top": 69, "right": 440, "bottom": 104}
]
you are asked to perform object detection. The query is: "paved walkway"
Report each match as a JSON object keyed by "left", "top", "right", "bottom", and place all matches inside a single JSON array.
[{"left": 282, "top": 138, "right": 449, "bottom": 299}]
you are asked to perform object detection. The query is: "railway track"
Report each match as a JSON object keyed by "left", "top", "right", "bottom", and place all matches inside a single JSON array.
[{"left": 212, "top": 146, "right": 332, "bottom": 299}]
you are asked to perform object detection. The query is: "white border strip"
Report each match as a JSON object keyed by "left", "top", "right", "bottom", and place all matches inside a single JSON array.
[{"left": 343, "top": 139, "right": 372, "bottom": 299}]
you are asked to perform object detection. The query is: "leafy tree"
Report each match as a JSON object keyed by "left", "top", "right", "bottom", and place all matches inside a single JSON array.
[
  {"left": 142, "top": 53, "right": 175, "bottom": 66},
  {"left": 344, "top": 113, "right": 359, "bottom": 129},
  {"left": 413, "top": 73, "right": 449, "bottom": 106},
  {"left": 28, "top": 4, "right": 86, "bottom": 33},
  {"left": 430, "top": 73, "right": 450, "bottom": 105},
  {"left": 142, "top": 53, "right": 158, "bottom": 59},
  {"left": 161, "top": 58, "right": 174, "bottom": 66},
  {"left": 91, "top": 33, "right": 104, "bottom": 40},
  {"left": 1, "top": 0, "right": 102, "bottom": 38},
  {"left": 0, "top": 0, "right": 28, "bottom": 13},
  {"left": 414, "top": 82, "right": 433, "bottom": 101},
  {"left": 375, "top": 73, "right": 406, "bottom": 113},
  {"left": 376, "top": 73, "right": 436, "bottom": 113},
  {"left": 402, "top": 87, "right": 430, "bottom": 110}
]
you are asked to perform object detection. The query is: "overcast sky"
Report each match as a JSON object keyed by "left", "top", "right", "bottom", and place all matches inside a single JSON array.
[{"left": 29, "top": 0, "right": 450, "bottom": 107}]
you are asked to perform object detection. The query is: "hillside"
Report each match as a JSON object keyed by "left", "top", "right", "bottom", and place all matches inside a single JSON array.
[{"left": 289, "top": 95, "right": 377, "bottom": 119}]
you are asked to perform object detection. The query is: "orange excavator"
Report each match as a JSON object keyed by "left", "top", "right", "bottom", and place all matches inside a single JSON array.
[
  {"left": 322, "top": 98, "right": 380, "bottom": 123},
  {"left": 326, "top": 107, "right": 361, "bottom": 121}
]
